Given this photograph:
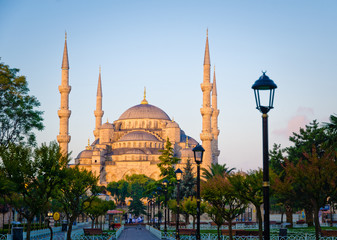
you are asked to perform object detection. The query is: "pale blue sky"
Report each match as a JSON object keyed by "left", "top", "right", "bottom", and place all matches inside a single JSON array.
[{"left": 1, "top": 0, "right": 336, "bottom": 170}]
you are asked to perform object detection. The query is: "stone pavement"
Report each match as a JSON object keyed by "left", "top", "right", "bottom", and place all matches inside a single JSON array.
[{"left": 118, "top": 225, "right": 160, "bottom": 240}]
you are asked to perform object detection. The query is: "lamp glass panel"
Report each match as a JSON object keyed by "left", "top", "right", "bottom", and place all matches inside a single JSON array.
[
  {"left": 256, "top": 89, "right": 272, "bottom": 108},
  {"left": 194, "top": 151, "right": 203, "bottom": 164}
]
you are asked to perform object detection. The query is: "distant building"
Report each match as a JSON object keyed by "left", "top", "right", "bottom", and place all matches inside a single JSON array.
[{"left": 57, "top": 32, "right": 220, "bottom": 185}]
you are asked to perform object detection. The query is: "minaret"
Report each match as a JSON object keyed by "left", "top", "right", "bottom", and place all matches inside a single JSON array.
[
  {"left": 211, "top": 66, "right": 220, "bottom": 163},
  {"left": 57, "top": 32, "right": 71, "bottom": 156},
  {"left": 93, "top": 66, "right": 104, "bottom": 139},
  {"left": 200, "top": 30, "right": 213, "bottom": 170}
]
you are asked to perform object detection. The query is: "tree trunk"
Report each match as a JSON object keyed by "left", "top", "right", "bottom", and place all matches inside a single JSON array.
[
  {"left": 285, "top": 204, "right": 293, "bottom": 228},
  {"left": 228, "top": 220, "right": 233, "bottom": 240},
  {"left": 67, "top": 218, "right": 75, "bottom": 240},
  {"left": 8, "top": 208, "right": 12, "bottom": 234},
  {"left": 26, "top": 218, "right": 33, "bottom": 240},
  {"left": 91, "top": 217, "right": 94, "bottom": 228},
  {"left": 217, "top": 225, "right": 221, "bottom": 240},
  {"left": 185, "top": 214, "right": 189, "bottom": 225},
  {"left": 313, "top": 203, "right": 321, "bottom": 240},
  {"left": 192, "top": 216, "right": 195, "bottom": 229},
  {"left": 305, "top": 206, "right": 314, "bottom": 227},
  {"left": 256, "top": 205, "right": 263, "bottom": 240},
  {"left": 46, "top": 219, "right": 53, "bottom": 240}
]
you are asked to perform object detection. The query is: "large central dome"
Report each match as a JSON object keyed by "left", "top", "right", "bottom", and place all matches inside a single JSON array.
[{"left": 118, "top": 103, "right": 171, "bottom": 120}]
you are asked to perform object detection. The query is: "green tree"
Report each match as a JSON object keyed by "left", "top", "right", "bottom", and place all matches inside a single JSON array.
[
  {"left": 202, "top": 163, "right": 235, "bottom": 180},
  {"left": 180, "top": 159, "right": 196, "bottom": 199},
  {"left": 284, "top": 147, "right": 337, "bottom": 240},
  {"left": 57, "top": 166, "right": 99, "bottom": 240},
  {"left": 157, "top": 138, "right": 180, "bottom": 180},
  {"left": 107, "top": 180, "right": 129, "bottom": 206},
  {"left": 230, "top": 171, "right": 263, "bottom": 240},
  {"left": 84, "top": 197, "right": 115, "bottom": 228},
  {"left": 286, "top": 120, "right": 328, "bottom": 226},
  {"left": 323, "top": 114, "right": 337, "bottom": 151},
  {"left": 201, "top": 176, "right": 247, "bottom": 240},
  {"left": 125, "top": 174, "right": 154, "bottom": 217},
  {"left": 205, "top": 204, "right": 225, "bottom": 240},
  {"left": 181, "top": 197, "right": 206, "bottom": 229},
  {"left": 0, "top": 61, "right": 43, "bottom": 148},
  {"left": 0, "top": 142, "right": 68, "bottom": 240}
]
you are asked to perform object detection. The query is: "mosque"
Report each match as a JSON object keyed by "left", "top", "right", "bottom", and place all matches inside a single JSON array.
[{"left": 57, "top": 33, "right": 220, "bottom": 185}]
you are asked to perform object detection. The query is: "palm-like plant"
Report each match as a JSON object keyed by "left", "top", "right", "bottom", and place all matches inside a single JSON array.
[
  {"left": 323, "top": 114, "right": 337, "bottom": 150},
  {"left": 202, "top": 163, "right": 235, "bottom": 180}
]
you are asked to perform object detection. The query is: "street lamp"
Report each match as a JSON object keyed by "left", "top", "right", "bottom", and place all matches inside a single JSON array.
[
  {"left": 252, "top": 71, "right": 277, "bottom": 240},
  {"left": 175, "top": 168, "right": 183, "bottom": 240},
  {"left": 157, "top": 186, "right": 162, "bottom": 229},
  {"left": 152, "top": 191, "right": 156, "bottom": 228},
  {"left": 163, "top": 179, "right": 169, "bottom": 233},
  {"left": 148, "top": 198, "right": 152, "bottom": 224},
  {"left": 193, "top": 144, "right": 204, "bottom": 240}
]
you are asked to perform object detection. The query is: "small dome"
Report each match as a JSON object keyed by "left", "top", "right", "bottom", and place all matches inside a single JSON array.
[
  {"left": 76, "top": 149, "right": 93, "bottom": 159},
  {"left": 181, "top": 134, "right": 198, "bottom": 145},
  {"left": 101, "top": 122, "right": 114, "bottom": 129},
  {"left": 166, "top": 121, "right": 179, "bottom": 128},
  {"left": 188, "top": 137, "right": 198, "bottom": 145},
  {"left": 118, "top": 104, "right": 170, "bottom": 120},
  {"left": 119, "top": 131, "right": 160, "bottom": 142}
]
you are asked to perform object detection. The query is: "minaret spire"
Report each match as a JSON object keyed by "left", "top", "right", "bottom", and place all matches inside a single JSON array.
[
  {"left": 57, "top": 33, "right": 71, "bottom": 155},
  {"left": 200, "top": 30, "right": 213, "bottom": 169},
  {"left": 211, "top": 66, "right": 220, "bottom": 163},
  {"left": 204, "top": 29, "right": 210, "bottom": 66},
  {"left": 62, "top": 32, "right": 69, "bottom": 70},
  {"left": 94, "top": 66, "right": 104, "bottom": 139}
]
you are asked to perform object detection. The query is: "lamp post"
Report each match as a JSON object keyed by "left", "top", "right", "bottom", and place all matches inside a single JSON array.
[
  {"left": 148, "top": 197, "right": 152, "bottom": 225},
  {"left": 152, "top": 191, "right": 156, "bottom": 228},
  {"left": 252, "top": 71, "right": 277, "bottom": 240},
  {"left": 193, "top": 144, "right": 205, "bottom": 240},
  {"left": 175, "top": 168, "right": 183, "bottom": 240},
  {"left": 157, "top": 187, "right": 162, "bottom": 229},
  {"left": 163, "top": 179, "right": 169, "bottom": 233}
]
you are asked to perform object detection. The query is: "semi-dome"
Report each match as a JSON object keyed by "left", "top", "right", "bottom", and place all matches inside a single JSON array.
[
  {"left": 166, "top": 121, "right": 179, "bottom": 128},
  {"left": 119, "top": 131, "right": 160, "bottom": 142},
  {"left": 76, "top": 149, "right": 93, "bottom": 159},
  {"left": 118, "top": 104, "right": 170, "bottom": 120},
  {"left": 100, "top": 122, "right": 114, "bottom": 129}
]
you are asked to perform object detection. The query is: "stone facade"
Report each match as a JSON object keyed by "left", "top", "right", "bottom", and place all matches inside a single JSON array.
[{"left": 61, "top": 32, "right": 220, "bottom": 184}]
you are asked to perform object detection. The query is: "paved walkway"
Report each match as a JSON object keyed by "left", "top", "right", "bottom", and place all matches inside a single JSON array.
[{"left": 118, "top": 225, "right": 160, "bottom": 240}]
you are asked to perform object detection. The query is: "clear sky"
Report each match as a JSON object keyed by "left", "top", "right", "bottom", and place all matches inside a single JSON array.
[{"left": 1, "top": 0, "right": 337, "bottom": 171}]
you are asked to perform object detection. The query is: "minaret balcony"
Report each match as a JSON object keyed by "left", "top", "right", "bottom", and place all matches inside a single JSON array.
[
  {"left": 200, "top": 108, "right": 213, "bottom": 116},
  {"left": 200, "top": 82, "right": 213, "bottom": 92},
  {"left": 200, "top": 132, "right": 213, "bottom": 141},
  {"left": 94, "top": 110, "right": 104, "bottom": 117},
  {"left": 58, "top": 85, "right": 71, "bottom": 94},
  {"left": 58, "top": 109, "right": 71, "bottom": 118},
  {"left": 212, "top": 109, "right": 220, "bottom": 117},
  {"left": 211, "top": 129, "right": 220, "bottom": 137},
  {"left": 57, "top": 134, "right": 71, "bottom": 143}
]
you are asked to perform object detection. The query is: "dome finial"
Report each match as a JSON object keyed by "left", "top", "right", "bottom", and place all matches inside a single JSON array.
[
  {"left": 141, "top": 87, "right": 148, "bottom": 104},
  {"left": 86, "top": 138, "right": 91, "bottom": 150},
  {"left": 185, "top": 136, "right": 189, "bottom": 148}
]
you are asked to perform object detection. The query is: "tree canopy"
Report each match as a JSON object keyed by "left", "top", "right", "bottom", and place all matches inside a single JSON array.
[{"left": 0, "top": 61, "right": 43, "bottom": 148}]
